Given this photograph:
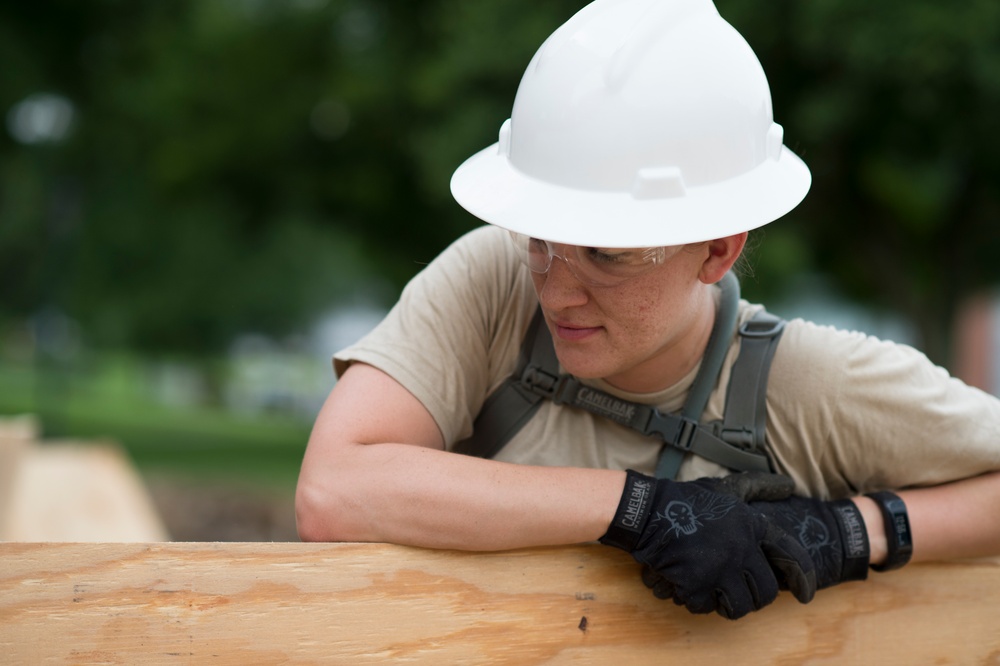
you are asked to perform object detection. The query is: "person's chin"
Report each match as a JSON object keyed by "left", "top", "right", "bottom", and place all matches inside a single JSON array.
[{"left": 553, "top": 346, "right": 615, "bottom": 381}]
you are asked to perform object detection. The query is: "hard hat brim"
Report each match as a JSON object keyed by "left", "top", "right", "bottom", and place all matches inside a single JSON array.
[{"left": 450, "top": 143, "right": 811, "bottom": 248}]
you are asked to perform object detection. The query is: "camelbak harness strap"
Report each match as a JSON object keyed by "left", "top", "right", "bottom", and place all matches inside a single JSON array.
[
  {"left": 452, "top": 274, "right": 784, "bottom": 477},
  {"left": 655, "top": 270, "right": 741, "bottom": 478},
  {"left": 451, "top": 309, "right": 553, "bottom": 461}
]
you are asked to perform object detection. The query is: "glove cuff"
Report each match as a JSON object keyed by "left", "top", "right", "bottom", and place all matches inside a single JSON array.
[
  {"left": 599, "top": 470, "right": 656, "bottom": 551},
  {"left": 829, "top": 499, "right": 871, "bottom": 582}
]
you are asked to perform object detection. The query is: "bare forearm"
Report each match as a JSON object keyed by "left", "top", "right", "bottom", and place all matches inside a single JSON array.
[
  {"left": 854, "top": 470, "right": 1000, "bottom": 566},
  {"left": 297, "top": 442, "right": 625, "bottom": 550}
]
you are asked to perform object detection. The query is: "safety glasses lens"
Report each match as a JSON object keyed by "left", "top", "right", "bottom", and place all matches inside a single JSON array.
[{"left": 508, "top": 232, "right": 665, "bottom": 286}]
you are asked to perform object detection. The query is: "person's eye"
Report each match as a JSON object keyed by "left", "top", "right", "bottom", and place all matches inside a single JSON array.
[
  {"left": 586, "top": 247, "right": 636, "bottom": 265},
  {"left": 528, "top": 238, "right": 549, "bottom": 253}
]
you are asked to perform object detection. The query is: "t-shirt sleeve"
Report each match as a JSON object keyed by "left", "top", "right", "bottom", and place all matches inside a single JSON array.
[
  {"left": 767, "top": 319, "right": 1000, "bottom": 498},
  {"left": 333, "top": 226, "right": 535, "bottom": 447}
]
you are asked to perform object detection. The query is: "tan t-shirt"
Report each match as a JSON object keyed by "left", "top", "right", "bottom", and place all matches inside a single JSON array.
[{"left": 335, "top": 225, "right": 1000, "bottom": 499}]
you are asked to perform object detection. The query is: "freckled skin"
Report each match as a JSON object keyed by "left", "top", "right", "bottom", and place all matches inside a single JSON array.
[{"left": 530, "top": 242, "right": 733, "bottom": 394}]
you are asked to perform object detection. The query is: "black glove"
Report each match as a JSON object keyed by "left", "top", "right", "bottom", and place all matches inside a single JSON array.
[
  {"left": 749, "top": 494, "right": 871, "bottom": 590},
  {"left": 599, "top": 470, "right": 818, "bottom": 620}
]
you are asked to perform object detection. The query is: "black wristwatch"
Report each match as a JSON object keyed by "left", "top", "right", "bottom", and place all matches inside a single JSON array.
[{"left": 865, "top": 491, "right": 913, "bottom": 572}]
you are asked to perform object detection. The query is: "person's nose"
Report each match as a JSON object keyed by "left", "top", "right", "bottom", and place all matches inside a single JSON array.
[{"left": 536, "top": 253, "right": 590, "bottom": 310}]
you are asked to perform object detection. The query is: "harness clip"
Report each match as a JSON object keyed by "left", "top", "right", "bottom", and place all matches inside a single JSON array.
[
  {"left": 520, "top": 367, "right": 577, "bottom": 404},
  {"left": 643, "top": 410, "right": 700, "bottom": 452},
  {"left": 739, "top": 314, "right": 786, "bottom": 339},
  {"left": 720, "top": 426, "right": 756, "bottom": 450}
]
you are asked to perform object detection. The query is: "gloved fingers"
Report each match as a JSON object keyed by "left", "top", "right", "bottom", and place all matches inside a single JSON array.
[
  {"left": 671, "top": 587, "right": 718, "bottom": 615},
  {"left": 760, "top": 535, "right": 818, "bottom": 604},
  {"left": 640, "top": 564, "right": 659, "bottom": 589},
  {"left": 672, "top": 577, "right": 752, "bottom": 618},
  {"left": 745, "top": 563, "right": 778, "bottom": 611},
  {"left": 664, "top": 563, "right": 770, "bottom": 619},
  {"left": 652, "top": 579, "right": 676, "bottom": 601},
  {"left": 714, "top": 588, "right": 738, "bottom": 620},
  {"left": 715, "top": 471, "right": 796, "bottom": 502},
  {"left": 716, "top": 565, "right": 779, "bottom": 619},
  {"left": 641, "top": 565, "right": 676, "bottom": 600}
]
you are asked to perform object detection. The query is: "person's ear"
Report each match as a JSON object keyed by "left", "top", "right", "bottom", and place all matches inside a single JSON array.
[{"left": 698, "top": 232, "right": 748, "bottom": 284}]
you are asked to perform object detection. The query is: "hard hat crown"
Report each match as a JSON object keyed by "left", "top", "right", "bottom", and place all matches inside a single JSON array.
[{"left": 451, "top": 0, "right": 811, "bottom": 247}]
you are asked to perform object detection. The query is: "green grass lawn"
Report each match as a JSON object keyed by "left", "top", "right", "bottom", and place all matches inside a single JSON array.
[{"left": 1, "top": 356, "right": 313, "bottom": 491}]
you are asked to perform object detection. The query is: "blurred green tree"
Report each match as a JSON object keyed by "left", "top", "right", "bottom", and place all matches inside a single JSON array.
[
  {"left": 1, "top": 0, "right": 997, "bottom": 367},
  {"left": 719, "top": 0, "right": 1000, "bottom": 363},
  {"left": 0, "top": 0, "right": 581, "bottom": 354}
]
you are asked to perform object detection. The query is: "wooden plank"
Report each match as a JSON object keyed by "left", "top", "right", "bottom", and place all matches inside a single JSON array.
[
  {"left": 0, "top": 415, "right": 38, "bottom": 536},
  {"left": 0, "top": 414, "right": 39, "bottom": 441},
  {"left": 1, "top": 542, "right": 998, "bottom": 664},
  {"left": 2, "top": 442, "right": 170, "bottom": 542}
]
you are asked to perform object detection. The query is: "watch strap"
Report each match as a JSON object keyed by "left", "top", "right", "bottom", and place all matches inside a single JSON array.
[{"left": 865, "top": 491, "right": 913, "bottom": 572}]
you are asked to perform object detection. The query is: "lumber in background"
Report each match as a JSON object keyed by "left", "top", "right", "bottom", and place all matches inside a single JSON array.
[
  {"left": 2, "top": 542, "right": 998, "bottom": 665},
  {"left": 0, "top": 414, "right": 169, "bottom": 542}
]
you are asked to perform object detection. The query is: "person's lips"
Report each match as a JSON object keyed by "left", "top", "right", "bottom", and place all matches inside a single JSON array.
[{"left": 552, "top": 321, "right": 603, "bottom": 341}]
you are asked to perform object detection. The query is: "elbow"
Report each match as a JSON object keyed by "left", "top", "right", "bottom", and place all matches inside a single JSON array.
[
  {"left": 296, "top": 437, "right": 383, "bottom": 543},
  {"left": 295, "top": 481, "right": 327, "bottom": 542},
  {"left": 295, "top": 474, "right": 354, "bottom": 543}
]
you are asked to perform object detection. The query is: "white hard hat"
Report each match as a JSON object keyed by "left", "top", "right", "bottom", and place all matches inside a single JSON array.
[{"left": 450, "top": 0, "right": 811, "bottom": 248}]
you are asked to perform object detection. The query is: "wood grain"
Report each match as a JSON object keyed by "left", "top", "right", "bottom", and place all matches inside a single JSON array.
[{"left": 2, "top": 542, "right": 998, "bottom": 664}]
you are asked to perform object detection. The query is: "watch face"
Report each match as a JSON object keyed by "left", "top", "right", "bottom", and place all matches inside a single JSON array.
[{"left": 868, "top": 491, "right": 913, "bottom": 571}]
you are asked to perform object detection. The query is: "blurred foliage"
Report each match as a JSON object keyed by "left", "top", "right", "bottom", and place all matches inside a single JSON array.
[
  {"left": 719, "top": 0, "right": 1000, "bottom": 362},
  {"left": 0, "top": 0, "right": 581, "bottom": 355},
  {"left": 1, "top": 0, "right": 999, "bottom": 366}
]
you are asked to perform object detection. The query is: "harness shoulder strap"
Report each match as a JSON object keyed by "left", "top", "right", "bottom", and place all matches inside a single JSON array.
[
  {"left": 720, "top": 310, "right": 786, "bottom": 454},
  {"left": 452, "top": 308, "right": 554, "bottom": 459},
  {"left": 648, "top": 307, "right": 785, "bottom": 476},
  {"left": 654, "top": 271, "right": 740, "bottom": 478}
]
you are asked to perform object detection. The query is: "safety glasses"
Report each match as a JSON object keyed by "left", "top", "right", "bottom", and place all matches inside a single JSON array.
[{"left": 509, "top": 232, "right": 670, "bottom": 287}]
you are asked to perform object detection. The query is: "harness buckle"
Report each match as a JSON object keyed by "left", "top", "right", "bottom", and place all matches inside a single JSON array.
[
  {"left": 739, "top": 313, "right": 786, "bottom": 339},
  {"left": 720, "top": 426, "right": 756, "bottom": 450},
  {"left": 643, "top": 410, "right": 700, "bottom": 451},
  {"left": 520, "top": 366, "right": 577, "bottom": 404},
  {"left": 676, "top": 418, "right": 699, "bottom": 451}
]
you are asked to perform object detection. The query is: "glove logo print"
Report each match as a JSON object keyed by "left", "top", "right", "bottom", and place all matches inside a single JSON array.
[
  {"left": 794, "top": 515, "right": 833, "bottom": 555},
  {"left": 655, "top": 491, "right": 739, "bottom": 538}
]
